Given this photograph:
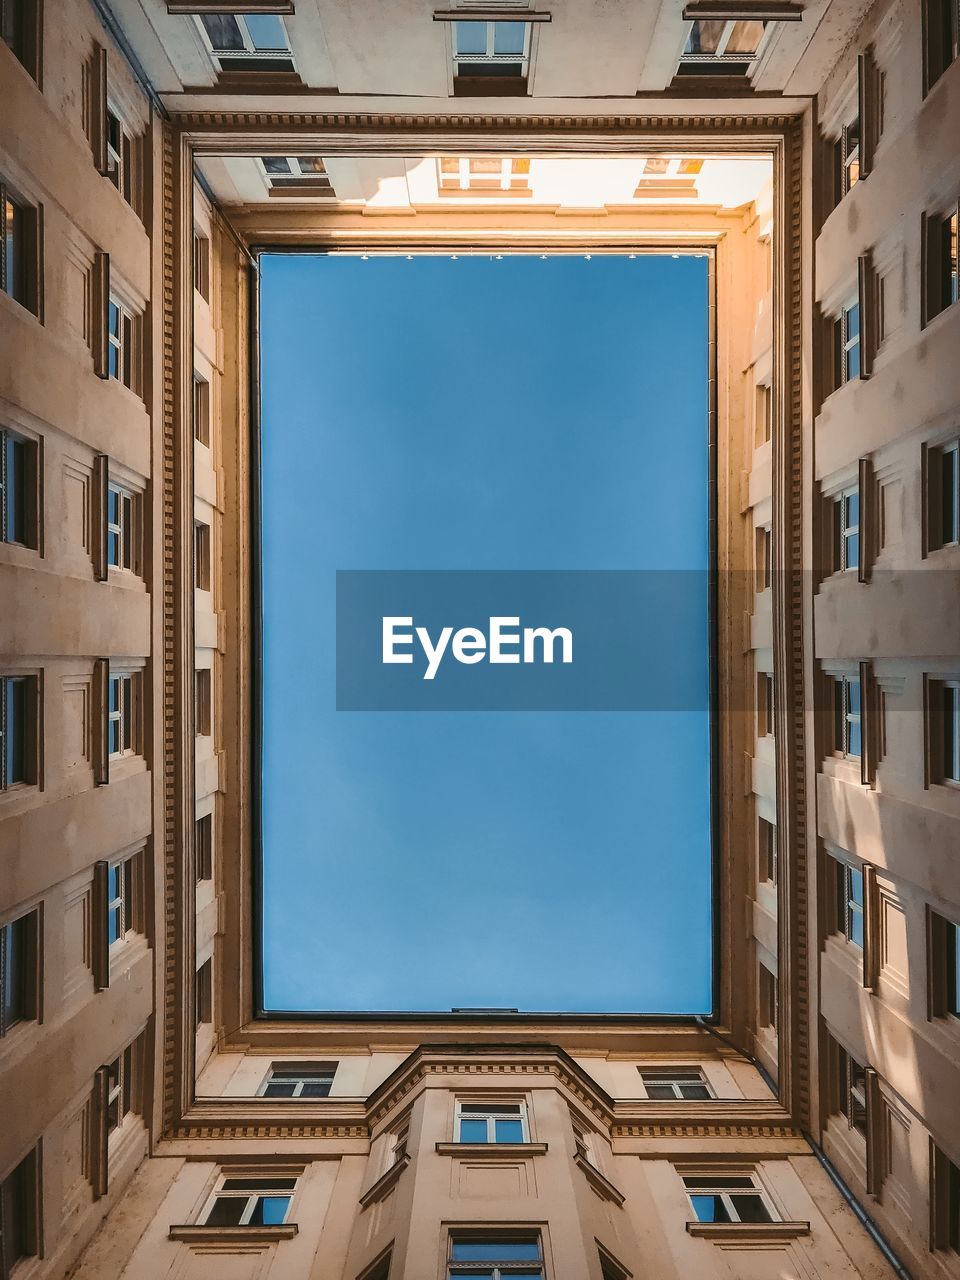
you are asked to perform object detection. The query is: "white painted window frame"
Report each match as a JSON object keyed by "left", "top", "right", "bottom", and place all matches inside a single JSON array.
[{"left": 455, "top": 1098, "right": 529, "bottom": 1144}]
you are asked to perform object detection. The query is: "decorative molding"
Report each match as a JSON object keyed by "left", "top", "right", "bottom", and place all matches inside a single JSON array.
[
  {"left": 436, "top": 1142, "right": 548, "bottom": 1157},
  {"left": 686, "top": 1220, "right": 810, "bottom": 1243},
  {"left": 168, "top": 1224, "right": 298, "bottom": 1248}
]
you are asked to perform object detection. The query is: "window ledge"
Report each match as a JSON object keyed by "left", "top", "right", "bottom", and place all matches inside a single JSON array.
[
  {"left": 360, "top": 1152, "right": 410, "bottom": 1209},
  {"left": 574, "top": 1152, "right": 625, "bottom": 1206},
  {"left": 169, "top": 1224, "right": 298, "bottom": 1246},
  {"left": 686, "top": 1221, "right": 810, "bottom": 1242},
  {"left": 435, "top": 1142, "right": 547, "bottom": 1158}
]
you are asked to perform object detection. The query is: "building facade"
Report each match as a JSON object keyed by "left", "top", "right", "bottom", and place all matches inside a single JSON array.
[{"left": 0, "top": 0, "right": 958, "bottom": 1277}]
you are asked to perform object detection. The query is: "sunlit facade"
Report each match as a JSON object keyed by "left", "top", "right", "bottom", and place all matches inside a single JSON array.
[{"left": 1, "top": 0, "right": 958, "bottom": 1276}]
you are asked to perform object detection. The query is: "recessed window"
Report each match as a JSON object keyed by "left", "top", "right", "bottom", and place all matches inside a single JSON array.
[
  {"left": 447, "top": 1232, "right": 543, "bottom": 1278},
  {"left": 755, "top": 525, "right": 771, "bottom": 592},
  {"left": 1, "top": 674, "right": 38, "bottom": 789},
  {"left": 928, "top": 440, "right": 959, "bottom": 551},
  {"left": 107, "top": 296, "right": 140, "bottom": 392},
  {"left": 599, "top": 1248, "right": 630, "bottom": 1280},
  {"left": 832, "top": 296, "right": 861, "bottom": 388},
  {"left": 105, "top": 106, "right": 135, "bottom": 206},
  {"left": 0, "top": 909, "right": 39, "bottom": 1036},
  {"left": 456, "top": 1100, "right": 526, "bottom": 1143},
  {"left": 838, "top": 113, "right": 861, "bottom": 198},
  {"left": 259, "top": 1064, "right": 336, "bottom": 1098},
  {"left": 0, "top": 428, "right": 38, "bottom": 548},
  {"left": 758, "top": 817, "right": 777, "bottom": 884},
  {"left": 194, "top": 520, "right": 211, "bottom": 592},
  {"left": 831, "top": 856, "right": 865, "bottom": 949},
  {"left": 930, "top": 910, "right": 960, "bottom": 1019},
  {"left": 832, "top": 674, "right": 862, "bottom": 759},
  {"left": 193, "top": 229, "right": 210, "bottom": 300},
  {"left": 104, "top": 1041, "right": 138, "bottom": 1133},
  {"left": 640, "top": 1069, "right": 712, "bottom": 1100},
  {"left": 259, "top": 156, "right": 332, "bottom": 193},
  {"left": 438, "top": 156, "right": 531, "bottom": 198},
  {"left": 201, "top": 1173, "right": 297, "bottom": 1227},
  {"left": 832, "top": 486, "right": 860, "bottom": 573},
  {"left": 923, "top": 203, "right": 960, "bottom": 324},
  {"left": 754, "top": 382, "right": 771, "bottom": 447},
  {"left": 107, "top": 671, "right": 137, "bottom": 758},
  {"left": 451, "top": 20, "right": 530, "bottom": 95},
  {"left": 827, "top": 1032, "right": 868, "bottom": 1138},
  {"left": 1, "top": 0, "right": 41, "bottom": 81},
  {"left": 1, "top": 179, "right": 41, "bottom": 315},
  {"left": 683, "top": 1173, "right": 774, "bottom": 1223},
  {"left": 107, "top": 855, "right": 139, "bottom": 946},
  {"left": 196, "top": 812, "right": 213, "bottom": 882},
  {"left": 758, "top": 962, "right": 778, "bottom": 1032},
  {"left": 0, "top": 1148, "right": 39, "bottom": 1273},
  {"left": 196, "top": 13, "right": 294, "bottom": 74},
  {"left": 932, "top": 1143, "right": 960, "bottom": 1253},
  {"left": 195, "top": 958, "right": 212, "bottom": 1028},
  {"left": 106, "top": 482, "right": 138, "bottom": 573},
  {"left": 195, "top": 667, "right": 212, "bottom": 738},
  {"left": 193, "top": 374, "right": 211, "bottom": 447},
  {"left": 923, "top": 0, "right": 960, "bottom": 93},
  {"left": 757, "top": 671, "right": 774, "bottom": 739},
  {"left": 935, "top": 681, "right": 960, "bottom": 783},
  {"left": 678, "top": 19, "right": 768, "bottom": 76}
]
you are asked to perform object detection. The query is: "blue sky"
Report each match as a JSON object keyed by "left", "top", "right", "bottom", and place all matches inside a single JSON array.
[{"left": 259, "top": 252, "right": 712, "bottom": 1013}]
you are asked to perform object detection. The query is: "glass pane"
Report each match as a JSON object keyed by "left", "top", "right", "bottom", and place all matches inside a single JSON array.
[
  {"left": 2, "top": 921, "right": 25, "bottom": 1026},
  {"left": 245, "top": 14, "right": 287, "bottom": 50},
  {"left": 494, "top": 21, "right": 526, "bottom": 55},
  {"left": 459, "top": 1118, "right": 488, "bottom": 1143},
  {"left": 849, "top": 867, "right": 864, "bottom": 907},
  {"left": 261, "top": 157, "right": 292, "bottom": 175},
  {"left": 848, "top": 717, "right": 862, "bottom": 758},
  {"left": 295, "top": 157, "right": 326, "bottom": 174},
  {"left": 109, "top": 720, "right": 121, "bottom": 756},
  {"left": 731, "top": 1193, "right": 772, "bottom": 1222},
  {"left": 451, "top": 1240, "right": 541, "bottom": 1260},
  {"left": 685, "top": 20, "right": 724, "bottom": 54},
  {"left": 644, "top": 1084, "right": 676, "bottom": 1099},
  {"left": 200, "top": 14, "right": 244, "bottom": 50},
  {"left": 679, "top": 1083, "right": 711, "bottom": 1099},
  {"left": 108, "top": 905, "right": 121, "bottom": 945},
  {"left": 846, "top": 303, "right": 860, "bottom": 338},
  {"left": 495, "top": 1118, "right": 524, "bottom": 1142},
  {"left": 845, "top": 492, "right": 859, "bottom": 527},
  {"left": 454, "top": 21, "right": 487, "bottom": 54},
  {"left": 249, "top": 1195, "right": 290, "bottom": 1225},
  {"left": 691, "top": 1193, "right": 731, "bottom": 1223},
  {"left": 847, "top": 680, "right": 861, "bottom": 714},
  {"left": 205, "top": 1195, "right": 246, "bottom": 1227},
  {"left": 724, "top": 19, "right": 765, "bottom": 54},
  {"left": 849, "top": 907, "right": 864, "bottom": 948},
  {"left": 263, "top": 1080, "right": 297, "bottom": 1097},
  {"left": 844, "top": 531, "right": 859, "bottom": 569},
  {"left": 109, "top": 679, "right": 120, "bottom": 713},
  {"left": 108, "top": 488, "right": 120, "bottom": 524},
  {"left": 108, "top": 531, "right": 120, "bottom": 566},
  {"left": 4, "top": 197, "right": 15, "bottom": 297},
  {"left": 298, "top": 1079, "right": 333, "bottom": 1097}
]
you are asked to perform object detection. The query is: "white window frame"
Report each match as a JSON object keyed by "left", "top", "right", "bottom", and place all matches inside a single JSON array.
[
  {"left": 107, "top": 295, "right": 138, "bottom": 390},
  {"left": 105, "top": 103, "right": 129, "bottom": 200},
  {"left": 106, "top": 481, "right": 137, "bottom": 572},
  {"left": 105, "top": 1044, "right": 135, "bottom": 1134},
  {"left": 942, "top": 440, "right": 960, "bottom": 546},
  {"left": 683, "top": 1173, "right": 777, "bottom": 1224},
  {"left": 199, "top": 1173, "right": 298, "bottom": 1227},
  {"left": 941, "top": 680, "right": 960, "bottom": 782},
  {"left": 108, "top": 670, "right": 135, "bottom": 759},
  {"left": 107, "top": 855, "right": 137, "bottom": 946},
  {"left": 447, "top": 1231, "right": 544, "bottom": 1279},
  {"left": 837, "top": 295, "right": 861, "bottom": 385},
  {"left": 455, "top": 1099, "right": 529, "bottom": 1144},
  {"left": 256, "top": 1064, "right": 337, "bottom": 1098},
  {"left": 835, "top": 485, "right": 860, "bottom": 572},
  {"left": 257, "top": 156, "right": 330, "bottom": 186},
  {"left": 834, "top": 858, "right": 864, "bottom": 948},
  {"left": 640, "top": 1069, "right": 714, "bottom": 1100},
  {"left": 437, "top": 156, "right": 531, "bottom": 196},
  {"left": 194, "top": 13, "right": 293, "bottom": 71},
  {"left": 680, "top": 19, "right": 770, "bottom": 68},
  {"left": 840, "top": 114, "right": 861, "bottom": 195},
  {"left": 833, "top": 674, "right": 861, "bottom": 759},
  {"left": 452, "top": 19, "right": 531, "bottom": 76}
]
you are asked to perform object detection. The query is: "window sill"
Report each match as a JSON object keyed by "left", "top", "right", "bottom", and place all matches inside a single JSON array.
[
  {"left": 574, "top": 1152, "right": 625, "bottom": 1206},
  {"left": 686, "top": 1221, "right": 809, "bottom": 1242},
  {"left": 169, "top": 1224, "right": 298, "bottom": 1246},
  {"left": 435, "top": 1142, "right": 547, "bottom": 1158},
  {"left": 360, "top": 1152, "right": 410, "bottom": 1209}
]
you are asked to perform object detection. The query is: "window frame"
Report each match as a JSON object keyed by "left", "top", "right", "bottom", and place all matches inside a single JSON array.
[
  {"left": 757, "top": 816, "right": 777, "bottom": 885},
  {"left": 107, "top": 670, "right": 137, "bottom": 760},
  {"left": 257, "top": 1063, "right": 337, "bottom": 1099},
  {"left": 106, "top": 855, "right": 139, "bottom": 947},
  {"left": 0, "top": 674, "right": 37, "bottom": 791},
  {"left": 640, "top": 1069, "right": 714, "bottom": 1100},
  {"left": 923, "top": 0, "right": 960, "bottom": 95},
  {"left": 683, "top": 1172, "right": 777, "bottom": 1225},
  {"left": 0, "top": 909, "right": 39, "bottom": 1037},
  {"left": 832, "top": 674, "right": 862, "bottom": 760},
  {"left": 194, "top": 519, "right": 212, "bottom": 592},
  {"left": 758, "top": 962, "right": 778, "bottom": 1032},
  {"left": 446, "top": 1229, "right": 544, "bottom": 1279},
  {"left": 194, "top": 13, "right": 295, "bottom": 74},
  {"left": 0, "top": 177, "right": 40, "bottom": 316},
  {"left": 829, "top": 1036, "right": 869, "bottom": 1139},
  {"left": 106, "top": 480, "right": 138, "bottom": 573},
  {"left": 832, "top": 856, "right": 865, "bottom": 949},
  {"left": 833, "top": 485, "right": 860, "bottom": 574},
  {"left": 0, "top": 1147, "right": 40, "bottom": 1277},
  {"left": 257, "top": 155, "right": 333, "bottom": 190},
  {"left": 106, "top": 294, "right": 140, "bottom": 392},
  {"left": 451, "top": 18, "right": 532, "bottom": 80},
  {"left": 455, "top": 1098, "right": 529, "bottom": 1144},
  {"left": 0, "top": 428, "right": 38, "bottom": 548},
  {"left": 199, "top": 1172, "right": 298, "bottom": 1228},
  {"left": 195, "top": 957, "right": 213, "bottom": 1028},
  {"left": 678, "top": 18, "right": 770, "bottom": 75}
]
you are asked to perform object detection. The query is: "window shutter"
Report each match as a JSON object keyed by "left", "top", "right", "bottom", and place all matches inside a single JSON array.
[
  {"left": 92, "top": 1064, "right": 110, "bottom": 1198},
  {"left": 858, "top": 253, "right": 875, "bottom": 379},
  {"left": 93, "top": 454, "right": 109, "bottom": 581},
  {"left": 857, "top": 51, "right": 877, "bottom": 179},
  {"left": 92, "top": 250, "right": 110, "bottom": 378},
  {"left": 92, "top": 859, "right": 110, "bottom": 991},
  {"left": 861, "top": 864, "right": 878, "bottom": 990},
  {"left": 858, "top": 456, "right": 873, "bottom": 582},
  {"left": 93, "top": 657, "right": 110, "bottom": 785},
  {"left": 859, "top": 659, "right": 876, "bottom": 787},
  {"left": 88, "top": 44, "right": 109, "bottom": 175}
]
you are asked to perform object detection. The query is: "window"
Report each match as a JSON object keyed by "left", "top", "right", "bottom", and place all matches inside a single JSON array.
[
  {"left": 107, "top": 297, "right": 140, "bottom": 392},
  {"left": 678, "top": 19, "right": 768, "bottom": 76},
  {"left": 196, "top": 812, "right": 213, "bottom": 882},
  {"left": 456, "top": 1100, "right": 526, "bottom": 1143},
  {"left": 1, "top": 0, "right": 41, "bottom": 81},
  {"left": 924, "top": 204, "right": 960, "bottom": 323},
  {"left": 641, "top": 1069, "right": 712, "bottom": 1100},
  {"left": 0, "top": 179, "right": 40, "bottom": 315},
  {"left": 923, "top": 0, "right": 960, "bottom": 93},
  {"left": 259, "top": 156, "right": 332, "bottom": 193},
  {"left": 1, "top": 675, "right": 37, "bottom": 790},
  {"left": 758, "top": 963, "right": 778, "bottom": 1032},
  {"left": 758, "top": 817, "right": 777, "bottom": 884},
  {"left": 754, "top": 382, "right": 771, "bottom": 446},
  {"left": 598, "top": 1250, "right": 629, "bottom": 1280},
  {"left": 0, "top": 428, "right": 38, "bottom": 548},
  {"left": 938, "top": 682, "right": 960, "bottom": 782},
  {"left": 757, "top": 671, "right": 774, "bottom": 739},
  {"left": 451, "top": 20, "right": 531, "bottom": 94},
  {"left": 107, "top": 856, "right": 139, "bottom": 945},
  {"left": 447, "top": 1233, "right": 543, "bottom": 1279},
  {"left": 755, "top": 525, "right": 771, "bottom": 592},
  {"left": 437, "top": 156, "right": 531, "bottom": 198},
  {"left": 931, "top": 440, "right": 960, "bottom": 550},
  {"left": 0, "top": 1149, "right": 39, "bottom": 1278},
  {"left": 105, "top": 107, "right": 135, "bottom": 206},
  {"left": 832, "top": 857, "right": 865, "bottom": 948},
  {"left": 104, "top": 1042, "right": 137, "bottom": 1133},
  {"left": 195, "top": 958, "right": 212, "bottom": 1027},
  {"left": 259, "top": 1064, "right": 336, "bottom": 1098},
  {"left": 832, "top": 486, "right": 860, "bottom": 573},
  {"left": 202, "top": 1174, "right": 297, "bottom": 1227},
  {"left": 0, "top": 911, "right": 38, "bottom": 1036},
  {"left": 107, "top": 671, "right": 136, "bottom": 758},
  {"left": 930, "top": 911, "right": 960, "bottom": 1018},
  {"left": 840, "top": 113, "right": 860, "bottom": 197},
  {"left": 193, "top": 229, "right": 210, "bottom": 300},
  {"left": 683, "top": 1173, "right": 774, "bottom": 1224},
  {"left": 106, "top": 482, "right": 138, "bottom": 572},
  {"left": 832, "top": 297, "right": 861, "bottom": 387},
  {"left": 194, "top": 520, "right": 211, "bottom": 592},
  {"left": 195, "top": 667, "right": 212, "bottom": 738},
  {"left": 196, "top": 14, "right": 295, "bottom": 74},
  {"left": 832, "top": 675, "right": 861, "bottom": 759},
  {"left": 193, "top": 375, "right": 211, "bottom": 447},
  {"left": 828, "top": 1035, "right": 869, "bottom": 1138}
]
